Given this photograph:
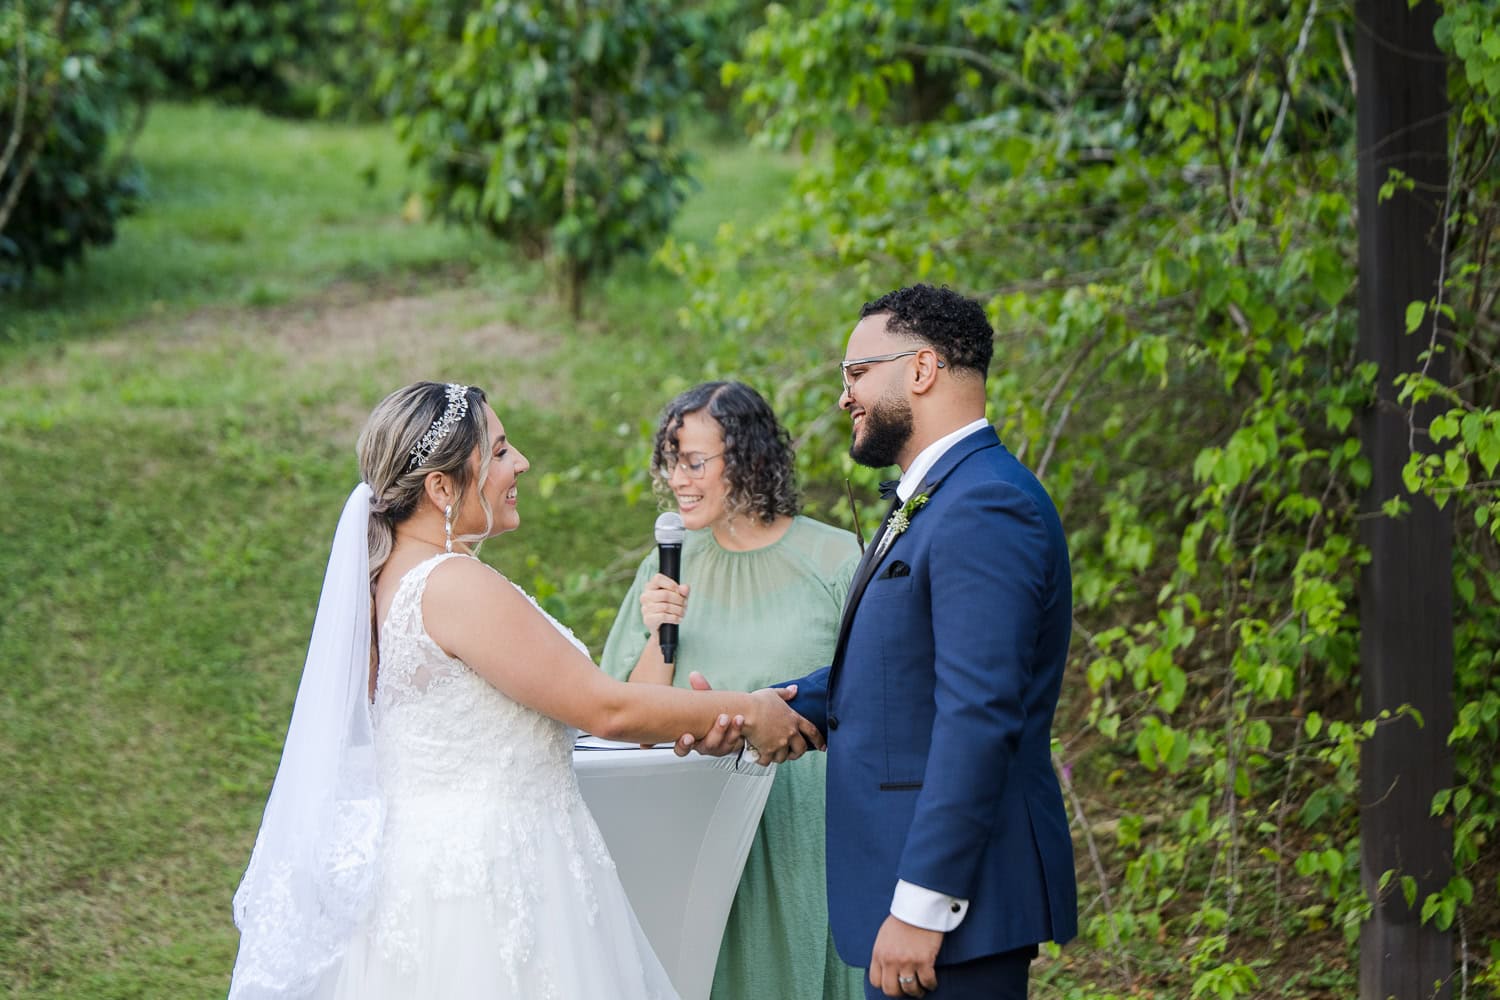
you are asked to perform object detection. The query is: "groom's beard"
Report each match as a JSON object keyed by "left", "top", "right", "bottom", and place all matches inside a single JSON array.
[{"left": 850, "top": 390, "right": 913, "bottom": 469}]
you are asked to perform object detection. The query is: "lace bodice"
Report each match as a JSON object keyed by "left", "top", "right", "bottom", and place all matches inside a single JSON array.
[{"left": 374, "top": 552, "right": 588, "bottom": 802}]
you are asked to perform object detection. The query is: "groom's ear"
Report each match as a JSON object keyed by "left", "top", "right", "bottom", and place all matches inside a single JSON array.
[{"left": 910, "top": 346, "right": 944, "bottom": 395}]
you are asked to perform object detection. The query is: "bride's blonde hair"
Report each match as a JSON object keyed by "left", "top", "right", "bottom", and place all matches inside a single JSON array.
[{"left": 357, "top": 382, "right": 493, "bottom": 585}]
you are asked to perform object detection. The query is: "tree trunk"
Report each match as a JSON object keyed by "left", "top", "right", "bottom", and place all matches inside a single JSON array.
[{"left": 1355, "top": 2, "right": 1454, "bottom": 998}]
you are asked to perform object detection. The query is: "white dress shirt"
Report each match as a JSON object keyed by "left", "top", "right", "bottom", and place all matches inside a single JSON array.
[{"left": 882, "top": 417, "right": 988, "bottom": 932}]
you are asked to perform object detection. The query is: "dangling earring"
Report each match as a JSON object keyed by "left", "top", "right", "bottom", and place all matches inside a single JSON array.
[{"left": 444, "top": 504, "right": 454, "bottom": 553}]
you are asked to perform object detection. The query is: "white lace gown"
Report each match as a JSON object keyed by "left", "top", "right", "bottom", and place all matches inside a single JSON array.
[{"left": 313, "top": 553, "right": 679, "bottom": 1000}]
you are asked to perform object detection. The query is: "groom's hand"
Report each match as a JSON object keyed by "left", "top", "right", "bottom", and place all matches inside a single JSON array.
[
  {"left": 742, "top": 686, "right": 822, "bottom": 765},
  {"left": 870, "top": 915, "right": 942, "bottom": 997},
  {"left": 672, "top": 672, "right": 821, "bottom": 763}
]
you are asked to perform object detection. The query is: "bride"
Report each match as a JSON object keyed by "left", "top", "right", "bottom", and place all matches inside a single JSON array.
[{"left": 228, "top": 382, "right": 821, "bottom": 1000}]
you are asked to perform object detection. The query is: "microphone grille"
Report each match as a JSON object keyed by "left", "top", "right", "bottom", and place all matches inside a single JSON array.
[{"left": 653, "top": 511, "right": 686, "bottom": 545}]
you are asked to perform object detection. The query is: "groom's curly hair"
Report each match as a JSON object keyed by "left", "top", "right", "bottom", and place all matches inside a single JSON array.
[
  {"left": 651, "top": 381, "right": 800, "bottom": 525},
  {"left": 860, "top": 283, "right": 994, "bottom": 377}
]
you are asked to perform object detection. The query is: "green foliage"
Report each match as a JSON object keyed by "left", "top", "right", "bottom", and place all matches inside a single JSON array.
[
  {"left": 140, "top": 0, "right": 363, "bottom": 116},
  {"left": 363, "top": 0, "right": 700, "bottom": 316},
  {"left": 664, "top": 0, "right": 1500, "bottom": 991},
  {"left": 0, "top": 0, "right": 369, "bottom": 293},
  {"left": 0, "top": 2, "right": 147, "bottom": 289}
]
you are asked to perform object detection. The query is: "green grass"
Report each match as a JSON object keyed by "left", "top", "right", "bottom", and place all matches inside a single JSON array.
[
  {"left": 0, "top": 102, "right": 801, "bottom": 998},
  {"left": 3, "top": 103, "right": 494, "bottom": 349}
]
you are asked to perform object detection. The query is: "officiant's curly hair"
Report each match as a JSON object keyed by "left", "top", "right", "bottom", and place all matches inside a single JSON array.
[
  {"left": 358, "top": 381, "right": 492, "bottom": 584},
  {"left": 651, "top": 381, "right": 800, "bottom": 525},
  {"left": 861, "top": 283, "right": 993, "bottom": 377}
]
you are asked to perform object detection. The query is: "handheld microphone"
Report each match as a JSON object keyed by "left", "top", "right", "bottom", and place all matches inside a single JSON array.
[{"left": 653, "top": 511, "right": 686, "bottom": 664}]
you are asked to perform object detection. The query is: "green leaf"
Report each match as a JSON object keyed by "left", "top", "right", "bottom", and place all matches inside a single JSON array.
[
  {"left": 1478, "top": 429, "right": 1500, "bottom": 476},
  {"left": 1405, "top": 300, "right": 1427, "bottom": 333},
  {"left": 1304, "top": 712, "right": 1323, "bottom": 739}
]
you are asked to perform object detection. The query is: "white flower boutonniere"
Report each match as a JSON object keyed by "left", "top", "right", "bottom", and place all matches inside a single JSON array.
[{"left": 887, "top": 492, "right": 931, "bottom": 540}]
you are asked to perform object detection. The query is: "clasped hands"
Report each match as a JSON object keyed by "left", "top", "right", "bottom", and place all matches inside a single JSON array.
[
  {"left": 641, "top": 574, "right": 821, "bottom": 765},
  {"left": 670, "top": 671, "right": 823, "bottom": 765}
]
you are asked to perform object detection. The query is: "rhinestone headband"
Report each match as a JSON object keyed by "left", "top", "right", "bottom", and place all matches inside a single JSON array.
[{"left": 407, "top": 383, "right": 471, "bottom": 470}]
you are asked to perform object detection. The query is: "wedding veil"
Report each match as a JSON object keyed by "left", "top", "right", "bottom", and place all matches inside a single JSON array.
[{"left": 228, "top": 484, "right": 383, "bottom": 999}]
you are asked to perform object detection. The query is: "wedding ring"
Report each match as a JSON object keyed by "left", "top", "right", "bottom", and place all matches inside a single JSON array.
[{"left": 898, "top": 975, "right": 916, "bottom": 985}]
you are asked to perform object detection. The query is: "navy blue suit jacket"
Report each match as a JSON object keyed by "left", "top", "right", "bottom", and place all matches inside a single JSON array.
[{"left": 786, "top": 425, "right": 1077, "bottom": 967}]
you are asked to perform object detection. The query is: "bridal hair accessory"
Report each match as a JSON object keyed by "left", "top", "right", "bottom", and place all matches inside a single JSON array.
[
  {"left": 407, "top": 383, "right": 471, "bottom": 470},
  {"left": 444, "top": 504, "right": 454, "bottom": 553},
  {"left": 230, "top": 484, "right": 383, "bottom": 999}
]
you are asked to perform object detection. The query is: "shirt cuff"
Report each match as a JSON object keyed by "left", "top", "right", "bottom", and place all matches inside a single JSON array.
[{"left": 890, "top": 880, "right": 969, "bottom": 932}]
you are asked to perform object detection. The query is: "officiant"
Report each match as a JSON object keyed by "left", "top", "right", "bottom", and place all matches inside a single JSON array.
[{"left": 602, "top": 381, "right": 864, "bottom": 1000}]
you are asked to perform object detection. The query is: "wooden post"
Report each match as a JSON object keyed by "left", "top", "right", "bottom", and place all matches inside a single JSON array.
[{"left": 1355, "top": 2, "right": 1453, "bottom": 998}]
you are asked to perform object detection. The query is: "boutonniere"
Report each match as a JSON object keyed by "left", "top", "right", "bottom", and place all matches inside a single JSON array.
[
  {"left": 876, "top": 481, "right": 939, "bottom": 557},
  {"left": 887, "top": 492, "right": 931, "bottom": 539}
]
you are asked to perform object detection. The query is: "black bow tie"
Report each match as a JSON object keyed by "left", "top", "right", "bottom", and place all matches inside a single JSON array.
[{"left": 878, "top": 479, "right": 901, "bottom": 500}]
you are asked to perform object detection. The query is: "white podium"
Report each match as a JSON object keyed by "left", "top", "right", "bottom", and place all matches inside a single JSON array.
[{"left": 573, "top": 739, "right": 776, "bottom": 1000}]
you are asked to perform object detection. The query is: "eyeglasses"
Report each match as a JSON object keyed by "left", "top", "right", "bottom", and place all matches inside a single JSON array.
[
  {"left": 839, "top": 350, "right": 944, "bottom": 391},
  {"left": 663, "top": 452, "right": 722, "bottom": 479}
]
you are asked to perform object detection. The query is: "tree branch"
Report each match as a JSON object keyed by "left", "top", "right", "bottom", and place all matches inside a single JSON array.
[
  {"left": 0, "top": 0, "right": 74, "bottom": 238},
  {"left": 1262, "top": 0, "right": 1323, "bottom": 163},
  {"left": 1054, "top": 748, "right": 1135, "bottom": 990},
  {"left": 0, "top": 6, "right": 29, "bottom": 187},
  {"left": 892, "top": 42, "right": 1062, "bottom": 112}
]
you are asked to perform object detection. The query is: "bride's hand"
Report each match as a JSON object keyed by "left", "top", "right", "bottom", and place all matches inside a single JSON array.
[
  {"left": 639, "top": 574, "right": 689, "bottom": 634},
  {"left": 741, "top": 687, "right": 825, "bottom": 766},
  {"left": 673, "top": 671, "right": 744, "bottom": 757}
]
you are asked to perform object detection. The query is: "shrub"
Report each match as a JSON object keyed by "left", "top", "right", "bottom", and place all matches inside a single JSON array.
[
  {"left": 365, "top": 0, "right": 699, "bottom": 316},
  {"left": 0, "top": 2, "right": 146, "bottom": 291},
  {"left": 141, "top": 0, "right": 363, "bottom": 117}
]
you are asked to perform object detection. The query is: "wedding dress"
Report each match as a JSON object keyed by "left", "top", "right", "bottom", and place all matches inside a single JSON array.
[{"left": 311, "top": 552, "right": 678, "bottom": 1000}]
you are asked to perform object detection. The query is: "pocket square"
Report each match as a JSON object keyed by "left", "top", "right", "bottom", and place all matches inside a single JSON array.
[{"left": 878, "top": 560, "right": 911, "bottom": 579}]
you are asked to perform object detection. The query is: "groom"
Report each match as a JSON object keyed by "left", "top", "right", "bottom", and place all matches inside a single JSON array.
[{"left": 683, "top": 284, "right": 1077, "bottom": 998}]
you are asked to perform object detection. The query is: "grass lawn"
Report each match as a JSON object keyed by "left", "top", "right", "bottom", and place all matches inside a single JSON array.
[{"left": 0, "top": 102, "right": 809, "bottom": 998}]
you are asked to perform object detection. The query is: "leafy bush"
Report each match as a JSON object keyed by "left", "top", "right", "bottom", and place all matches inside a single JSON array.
[
  {"left": 364, "top": 0, "right": 699, "bottom": 316},
  {"left": 142, "top": 0, "right": 363, "bottom": 117},
  {"left": 0, "top": 2, "right": 146, "bottom": 291}
]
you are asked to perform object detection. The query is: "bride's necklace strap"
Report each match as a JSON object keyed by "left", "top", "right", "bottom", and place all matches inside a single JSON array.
[{"left": 395, "top": 530, "right": 473, "bottom": 556}]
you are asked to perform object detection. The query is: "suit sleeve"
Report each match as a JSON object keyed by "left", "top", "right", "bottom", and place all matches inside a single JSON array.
[
  {"left": 897, "top": 480, "right": 1054, "bottom": 897},
  {"left": 776, "top": 666, "right": 830, "bottom": 735}
]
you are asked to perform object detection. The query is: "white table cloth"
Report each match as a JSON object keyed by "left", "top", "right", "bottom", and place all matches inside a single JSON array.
[{"left": 573, "top": 738, "right": 776, "bottom": 1000}]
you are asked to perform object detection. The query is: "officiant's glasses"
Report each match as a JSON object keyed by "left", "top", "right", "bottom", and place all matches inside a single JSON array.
[{"left": 663, "top": 452, "right": 723, "bottom": 479}]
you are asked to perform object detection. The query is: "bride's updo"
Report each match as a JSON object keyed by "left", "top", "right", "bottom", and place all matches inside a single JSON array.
[{"left": 357, "top": 381, "right": 491, "bottom": 582}]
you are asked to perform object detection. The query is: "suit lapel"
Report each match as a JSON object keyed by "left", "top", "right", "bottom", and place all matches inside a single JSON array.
[
  {"left": 834, "top": 499, "right": 899, "bottom": 645},
  {"left": 827, "top": 426, "right": 1003, "bottom": 700}
]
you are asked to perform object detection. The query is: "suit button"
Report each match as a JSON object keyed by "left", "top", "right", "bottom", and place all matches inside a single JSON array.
[
  {"left": 828, "top": 714, "right": 840, "bottom": 730},
  {"left": 950, "top": 902, "right": 961, "bottom": 913}
]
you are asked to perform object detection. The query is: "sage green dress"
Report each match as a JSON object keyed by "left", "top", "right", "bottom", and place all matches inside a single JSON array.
[{"left": 601, "top": 515, "right": 865, "bottom": 1000}]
